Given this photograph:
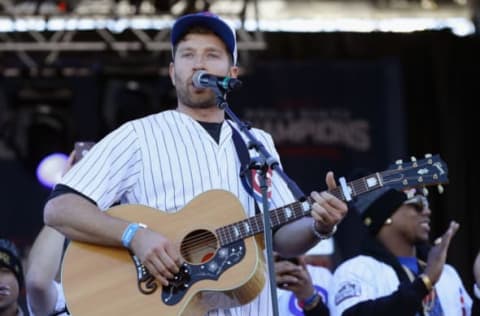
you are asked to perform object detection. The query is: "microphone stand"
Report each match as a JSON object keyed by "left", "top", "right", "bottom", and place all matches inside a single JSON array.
[{"left": 213, "top": 87, "right": 305, "bottom": 316}]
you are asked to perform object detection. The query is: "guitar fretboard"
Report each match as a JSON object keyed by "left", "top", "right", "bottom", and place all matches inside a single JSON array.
[{"left": 216, "top": 172, "right": 384, "bottom": 246}]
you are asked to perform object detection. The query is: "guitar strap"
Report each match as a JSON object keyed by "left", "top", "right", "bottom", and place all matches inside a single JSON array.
[{"left": 229, "top": 122, "right": 260, "bottom": 214}]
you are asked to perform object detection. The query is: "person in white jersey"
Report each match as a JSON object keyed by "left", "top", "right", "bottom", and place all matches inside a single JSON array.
[
  {"left": 43, "top": 11, "right": 348, "bottom": 316},
  {"left": 25, "top": 150, "right": 79, "bottom": 316},
  {"left": 330, "top": 187, "right": 480, "bottom": 316},
  {"left": 25, "top": 226, "right": 68, "bottom": 316}
]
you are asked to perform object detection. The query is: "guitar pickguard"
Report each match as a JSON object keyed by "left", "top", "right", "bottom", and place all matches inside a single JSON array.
[
  {"left": 130, "top": 250, "right": 158, "bottom": 295},
  {"left": 162, "top": 240, "right": 246, "bottom": 305},
  {"left": 127, "top": 240, "right": 246, "bottom": 305}
]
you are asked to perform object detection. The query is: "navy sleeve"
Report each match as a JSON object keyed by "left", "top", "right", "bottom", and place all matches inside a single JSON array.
[
  {"left": 49, "top": 184, "right": 97, "bottom": 206},
  {"left": 304, "top": 301, "right": 330, "bottom": 316},
  {"left": 342, "top": 278, "right": 429, "bottom": 316},
  {"left": 472, "top": 296, "right": 479, "bottom": 316}
]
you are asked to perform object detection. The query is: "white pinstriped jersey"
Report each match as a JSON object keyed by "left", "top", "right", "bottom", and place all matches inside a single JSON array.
[
  {"left": 60, "top": 110, "right": 297, "bottom": 316},
  {"left": 330, "top": 255, "right": 473, "bottom": 316}
]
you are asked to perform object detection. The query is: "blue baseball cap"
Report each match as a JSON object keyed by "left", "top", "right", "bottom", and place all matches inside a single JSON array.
[{"left": 171, "top": 11, "right": 238, "bottom": 65}]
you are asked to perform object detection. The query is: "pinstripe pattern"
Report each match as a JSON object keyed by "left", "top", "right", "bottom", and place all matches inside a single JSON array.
[{"left": 61, "top": 110, "right": 296, "bottom": 316}]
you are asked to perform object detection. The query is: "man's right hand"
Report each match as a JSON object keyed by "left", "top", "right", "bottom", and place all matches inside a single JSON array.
[
  {"left": 130, "top": 228, "right": 183, "bottom": 286},
  {"left": 424, "top": 220, "right": 459, "bottom": 284}
]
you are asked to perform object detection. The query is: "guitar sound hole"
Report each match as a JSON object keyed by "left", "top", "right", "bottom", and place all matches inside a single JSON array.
[{"left": 180, "top": 229, "right": 218, "bottom": 264}]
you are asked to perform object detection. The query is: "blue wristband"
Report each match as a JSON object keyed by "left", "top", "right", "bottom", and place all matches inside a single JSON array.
[
  {"left": 121, "top": 223, "right": 145, "bottom": 248},
  {"left": 300, "top": 290, "right": 319, "bottom": 307}
]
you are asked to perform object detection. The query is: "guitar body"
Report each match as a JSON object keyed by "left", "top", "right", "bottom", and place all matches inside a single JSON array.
[{"left": 62, "top": 190, "right": 266, "bottom": 316}]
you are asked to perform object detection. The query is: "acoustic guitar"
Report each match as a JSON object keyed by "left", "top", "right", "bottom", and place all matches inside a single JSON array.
[{"left": 61, "top": 154, "right": 448, "bottom": 315}]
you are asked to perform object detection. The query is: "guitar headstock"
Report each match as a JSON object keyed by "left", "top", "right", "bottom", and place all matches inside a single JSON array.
[{"left": 381, "top": 153, "right": 448, "bottom": 195}]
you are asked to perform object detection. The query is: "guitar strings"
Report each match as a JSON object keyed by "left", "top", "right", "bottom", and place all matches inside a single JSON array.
[
  {"left": 181, "top": 173, "right": 389, "bottom": 254},
  {"left": 180, "top": 223, "right": 257, "bottom": 253},
  {"left": 181, "top": 167, "right": 434, "bottom": 252},
  {"left": 179, "top": 197, "right": 316, "bottom": 257},
  {"left": 180, "top": 233, "right": 217, "bottom": 249}
]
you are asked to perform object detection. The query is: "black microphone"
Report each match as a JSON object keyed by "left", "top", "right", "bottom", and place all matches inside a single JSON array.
[{"left": 192, "top": 71, "right": 242, "bottom": 91}]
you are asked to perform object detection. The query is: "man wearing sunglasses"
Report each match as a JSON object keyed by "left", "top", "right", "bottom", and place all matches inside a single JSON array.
[{"left": 330, "top": 187, "right": 479, "bottom": 316}]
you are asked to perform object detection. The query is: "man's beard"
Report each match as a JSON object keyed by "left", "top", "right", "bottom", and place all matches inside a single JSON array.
[{"left": 176, "top": 77, "right": 217, "bottom": 109}]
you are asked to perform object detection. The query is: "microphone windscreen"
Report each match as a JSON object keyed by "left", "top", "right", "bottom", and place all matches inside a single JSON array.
[{"left": 192, "top": 70, "right": 207, "bottom": 88}]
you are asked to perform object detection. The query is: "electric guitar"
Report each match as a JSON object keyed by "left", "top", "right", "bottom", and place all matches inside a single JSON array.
[{"left": 61, "top": 154, "right": 448, "bottom": 316}]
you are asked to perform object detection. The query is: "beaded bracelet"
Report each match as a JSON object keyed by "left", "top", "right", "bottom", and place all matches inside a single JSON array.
[{"left": 311, "top": 221, "right": 337, "bottom": 240}]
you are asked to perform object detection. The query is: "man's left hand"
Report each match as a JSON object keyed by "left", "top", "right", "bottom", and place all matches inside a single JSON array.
[{"left": 310, "top": 171, "right": 348, "bottom": 234}]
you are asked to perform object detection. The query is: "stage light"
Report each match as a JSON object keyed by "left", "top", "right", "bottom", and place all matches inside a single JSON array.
[
  {"left": 35, "top": 152, "right": 68, "bottom": 188},
  {"left": 6, "top": 81, "right": 73, "bottom": 189}
]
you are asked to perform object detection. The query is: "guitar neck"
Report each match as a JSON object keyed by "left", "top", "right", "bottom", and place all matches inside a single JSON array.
[
  {"left": 216, "top": 153, "right": 449, "bottom": 246},
  {"left": 216, "top": 172, "right": 384, "bottom": 246}
]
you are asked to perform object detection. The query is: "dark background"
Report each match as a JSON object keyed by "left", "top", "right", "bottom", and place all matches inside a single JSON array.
[{"left": 1, "top": 28, "right": 479, "bottom": 297}]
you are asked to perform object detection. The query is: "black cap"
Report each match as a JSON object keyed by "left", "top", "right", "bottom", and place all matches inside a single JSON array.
[
  {"left": 353, "top": 187, "right": 408, "bottom": 235},
  {"left": 0, "top": 238, "right": 24, "bottom": 289}
]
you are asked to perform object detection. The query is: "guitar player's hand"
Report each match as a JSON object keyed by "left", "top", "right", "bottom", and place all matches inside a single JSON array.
[
  {"left": 130, "top": 228, "right": 183, "bottom": 286},
  {"left": 310, "top": 171, "right": 348, "bottom": 234}
]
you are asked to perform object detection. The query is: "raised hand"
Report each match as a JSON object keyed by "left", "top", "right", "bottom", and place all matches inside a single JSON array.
[
  {"left": 474, "top": 249, "right": 480, "bottom": 286},
  {"left": 424, "top": 221, "right": 459, "bottom": 284}
]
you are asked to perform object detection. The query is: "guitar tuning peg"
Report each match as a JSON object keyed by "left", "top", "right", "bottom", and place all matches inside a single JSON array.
[
  {"left": 422, "top": 187, "right": 429, "bottom": 196},
  {"left": 395, "top": 159, "right": 403, "bottom": 165},
  {"left": 437, "top": 184, "right": 444, "bottom": 194},
  {"left": 424, "top": 153, "right": 432, "bottom": 158},
  {"left": 411, "top": 156, "right": 417, "bottom": 162}
]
